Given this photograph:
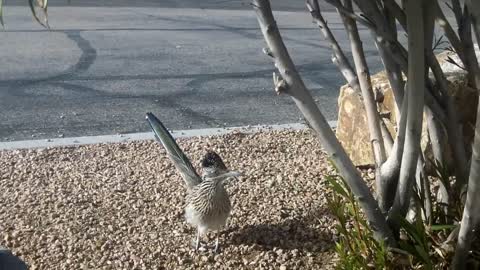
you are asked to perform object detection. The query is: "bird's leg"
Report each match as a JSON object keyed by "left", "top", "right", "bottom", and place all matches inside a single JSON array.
[
  {"left": 195, "top": 229, "right": 200, "bottom": 251},
  {"left": 214, "top": 231, "right": 220, "bottom": 253}
]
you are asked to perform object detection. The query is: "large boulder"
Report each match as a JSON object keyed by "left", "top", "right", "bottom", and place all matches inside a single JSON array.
[{"left": 336, "top": 50, "right": 478, "bottom": 168}]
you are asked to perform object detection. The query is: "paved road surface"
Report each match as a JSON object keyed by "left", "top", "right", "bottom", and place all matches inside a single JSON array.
[{"left": 0, "top": 1, "right": 384, "bottom": 141}]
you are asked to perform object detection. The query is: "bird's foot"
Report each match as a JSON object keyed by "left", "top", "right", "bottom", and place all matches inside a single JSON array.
[{"left": 191, "top": 239, "right": 207, "bottom": 252}]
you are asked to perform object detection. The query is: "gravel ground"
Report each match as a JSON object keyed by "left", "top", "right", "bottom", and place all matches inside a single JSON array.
[{"left": 0, "top": 130, "right": 339, "bottom": 269}]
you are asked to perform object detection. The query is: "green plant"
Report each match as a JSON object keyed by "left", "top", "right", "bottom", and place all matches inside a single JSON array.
[
  {"left": 0, "top": 0, "right": 49, "bottom": 28},
  {"left": 326, "top": 172, "right": 461, "bottom": 269},
  {"left": 325, "top": 174, "right": 394, "bottom": 269}
]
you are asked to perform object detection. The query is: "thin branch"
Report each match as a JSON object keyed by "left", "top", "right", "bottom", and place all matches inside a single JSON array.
[
  {"left": 451, "top": 0, "right": 463, "bottom": 27},
  {"left": 382, "top": 0, "right": 406, "bottom": 32},
  {"left": 448, "top": 1, "right": 480, "bottom": 192},
  {"left": 324, "top": 0, "right": 376, "bottom": 30},
  {"left": 342, "top": 0, "right": 387, "bottom": 196},
  {"left": 379, "top": 89, "right": 408, "bottom": 212},
  {"left": 306, "top": 0, "right": 360, "bottom": 92},
  {"left": 454, "top": 1, "right": 480, "bottom": 89},
  {"left": 356, "top": 0, "right": 449, "bottom": 129},
  {"left": 423, "top": 0, "right": 457, "bottom": 191},
  {"left": 380, "top": 119, "right": 393, "bottom": 153},
  {"left": 416, "top": 8, "right": 435, "bottom": 225},
  {"left": 416, "top": 154, "right": 432, "bottom": 224},
  {"left": 427, "top": 50, "right": 470, "bottom": 192},
  {"left": 425, "top": 107, "right": 450, "bottom": 219},
  {"left": 434, "top": 1, "right": 466, "bottom": 65}
]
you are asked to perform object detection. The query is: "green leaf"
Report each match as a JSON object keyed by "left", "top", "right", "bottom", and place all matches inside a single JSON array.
[
  {"left": 0, "top": 0, "right": 4, "bottom": 27},
  {"left": 414, "top": 244, "right": 432, "bottom": 269},
  {"left": 414, "top": 208, "right": 428, "bottom": 248},
  {"left": 396, "top": 216, "right": 424, "bottom": 246},
  {"left": 326, "top": 175, "right": 348, "bottom": 198},
  {"left": 28, "top": 0, "right": 49, "bottom": 28},
  {"left": 430, "top": 224, "right": 457, "bottom": 231},
  {"left": 398, "top": 241, "right": 417, "bottom": 257}
]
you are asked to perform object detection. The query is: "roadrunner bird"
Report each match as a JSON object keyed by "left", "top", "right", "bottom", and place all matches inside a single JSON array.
[{"left": 146, "top": 113, "right": 241, "bottom": 252}]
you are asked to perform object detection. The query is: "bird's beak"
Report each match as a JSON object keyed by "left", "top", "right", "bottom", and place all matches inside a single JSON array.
[
  {"left": 204, "top": 171, "right": 242, "bottom": 184},
  {"left": 225, "top": 170, "right": 242, "bottom": 184},
  {"left": 208, "top": 171, "right": 242, "bottom": 180},
  {"left": 227, "top": 171, "right": 242, "bottom": 178}
]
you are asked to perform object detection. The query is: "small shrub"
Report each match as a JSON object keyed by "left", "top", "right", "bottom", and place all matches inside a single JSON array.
[{"left": 325, "top": 173, "right": 461, "bottom": 269}]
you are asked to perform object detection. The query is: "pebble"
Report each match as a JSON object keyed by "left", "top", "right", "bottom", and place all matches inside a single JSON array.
[{"left": 0, "top": 130, "right": 337, "bottom": 270}]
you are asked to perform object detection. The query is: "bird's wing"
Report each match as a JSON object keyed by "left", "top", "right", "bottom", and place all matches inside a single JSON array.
[{"left": 146, "top": 112, "right": 202, "bottom": 189}]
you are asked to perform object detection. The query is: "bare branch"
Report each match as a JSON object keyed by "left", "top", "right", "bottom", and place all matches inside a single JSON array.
[
  {"left": 379, "top": 89, "right": 408, "bottom": 212},
  {"left": 342, "top": 0, "right": 386, "bottom": 179},
  {"left": 434, "top": 1, "right": 466, "bottom": 65},
  {"left": 425, "top": 107, "right": 450, "bottom": 218},
  {"left": 272, "top": 72, "right": 288, "bottom": 95},
  {"left": 351, "top": 0, "right": 449, "bottom": 130},
  {"left": 382, "top": 0, "right": 406, "bottom": 32},
  {"left": 454, "top": 1, "right": 480, "bottom": 88},
  {"left": 416, "top": 154, "right": 432, "bottom": 223},
  {"left": 262, "top": 47, "right": 274, "bottom": 58},
  {"left": 306, "top": 0, "right": 360, "bottom": 92},
  {"left": 427, "top": 52, "right": 470, "bottom": 192},
  {"left": 323, "top": 0, "right": 376, "bottom": 30},
  {"left": 451, "top": 0, "right": 463, "bottom": 27}
]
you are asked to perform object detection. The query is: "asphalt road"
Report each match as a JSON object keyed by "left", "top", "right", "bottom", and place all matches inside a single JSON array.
[{"left": 0, "top": 1, "right": 384, "bottom": 141}]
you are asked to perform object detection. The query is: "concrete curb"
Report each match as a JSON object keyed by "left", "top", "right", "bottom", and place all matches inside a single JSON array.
[{"left": 0, "top": 121, "right": 337, "bottom": 151}]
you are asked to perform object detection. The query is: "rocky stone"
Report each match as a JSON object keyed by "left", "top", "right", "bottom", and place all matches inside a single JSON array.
[{"left": 336, "top": 49, "right": 478, "bottom": 168}]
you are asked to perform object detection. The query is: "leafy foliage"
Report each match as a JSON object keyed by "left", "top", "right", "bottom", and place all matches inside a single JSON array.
[
  {"left": 0, "top": 0, "right": 49, "bottom": 28},
  {"left": 326, "top": 171, "right": 464, "bottom": 269},
  {"left": 325, "top": 174, "right": 394, "bottom": 269}
]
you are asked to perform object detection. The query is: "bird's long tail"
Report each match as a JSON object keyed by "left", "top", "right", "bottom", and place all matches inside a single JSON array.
[{"left": 146, "top": 112, "right": 202, "bottom": 189}]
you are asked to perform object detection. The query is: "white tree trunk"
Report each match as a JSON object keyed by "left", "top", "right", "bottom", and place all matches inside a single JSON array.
[
  {"left": 453, "top": 1, "right": 480, "bottom": 268},
  {"left": 389, "top": 0, "right": 425, "bottom": 221},
  {"left": 252, "top": 0, "right": 396, "bottom": 246}
]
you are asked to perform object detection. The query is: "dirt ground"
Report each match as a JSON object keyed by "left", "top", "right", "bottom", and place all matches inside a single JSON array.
[{"left": 0, "top": 130, "right": 340, "bottom": 269}]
